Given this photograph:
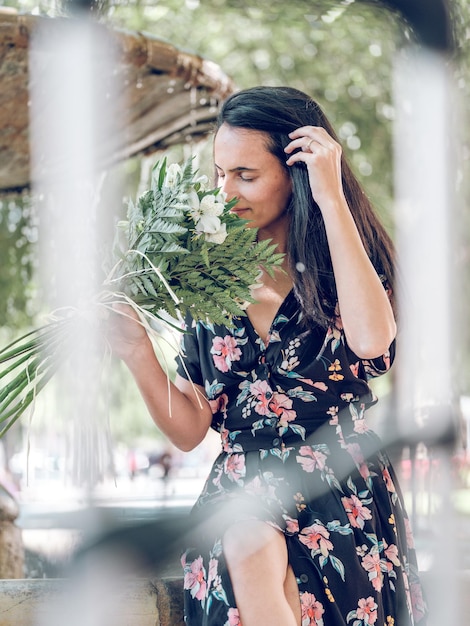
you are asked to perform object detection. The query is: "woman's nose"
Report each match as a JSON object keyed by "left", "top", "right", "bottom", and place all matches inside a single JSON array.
[{"left": 219, "top": 177, "right": 238, "bottom": 202}]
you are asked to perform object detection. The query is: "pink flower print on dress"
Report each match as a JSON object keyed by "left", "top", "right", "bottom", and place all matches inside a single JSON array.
[
  {"left": 382, "top": 467, "right": 396, "bottom": 494},
  {"left": 345, "top": 442, "right": 370, "bottom": 482},
  {"left": 345, "top": 442, "right": 364, "bottom": 465},
  {"left": 384, "top": 542, "right": 401, "bottom": 567},
  {"left": 209, "top": 393, "right": 229, "bottom": 416},
  {"left": 410, "top": 581, "right": 427, "bottom": 623},
  {"left": 250, "top": 379, "right": 273, "bottom": 415},
  {"left": 284, "top": 515, "right": 300, "bottom": 534},
  {"left": 361, "top": 551, "right": 392, "bottom": 592},
  {"left": 207, "top": 557, "right": 218, "bottom": 587},
  {"left": 183, "top": 555, "right": 207, "bottom": 601},
  {"left": 244, "top": 475, "right": 277, "bottom": 501},
  {"left": 300, "top": 591, "right": 325, "bottom": 626},
  {"left": 341, "top": 494, "right": 372, "bottom": 529},
  {"left": 220, "top": 425, "right": 235, "bottom": 453},
  {"left": 296, "top": 446, "right": 327, "bottom": 473},
  {"left": 403, "top": 517, "right": 415, "bottom": 550},
  {"left": 226, "top": 607, "right": 242, "bottom": 626},
  {"left": 270, "top": 391, "right": 296, "bottom": 426},
  {"left": 350, "top": 361, "right": 360, "bottom": 377},
  {"left": 382, "top": 350, "right": 391, "bottom": 371},
  {"left": 224, "top": 453, "right": 246, "bottom": 483},
  {"left": 299, "top": 522, "right": 334, "bottom": 557},
  {"left": 211, "top": 335, "right": 242, "bottom": 372},
  {"left": 355, "top": 596, "right": 378, "bottom": 624},
  {"left": 353, "top": 419, "right": 370, "bottom": 434}
]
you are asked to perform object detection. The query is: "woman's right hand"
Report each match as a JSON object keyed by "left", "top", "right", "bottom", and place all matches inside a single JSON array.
[
  {"left": 106, "top": 303, "right": 153, "bottom": 363},
  {"left": 106, "top": 302, "right": 213, "bottom": 451}
]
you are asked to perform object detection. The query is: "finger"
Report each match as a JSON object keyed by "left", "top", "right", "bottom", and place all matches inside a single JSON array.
[
  {"left": 284, "top": 136, "right": 318, "bottom": 155},
  {"left": 285, "top": 149, "right": 311, "bottom": 167},
  {"left": 288, "top": 126, "right": 329, "bottom": 141},
  {"left": 285, "top": 126, "right": 335, "bottom": 153}
]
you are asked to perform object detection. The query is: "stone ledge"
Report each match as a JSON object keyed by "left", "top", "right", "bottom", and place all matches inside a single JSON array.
[
  {"left": 1, "top": 571, "right": 470, "bottom": 624},
  {"left": 0, "top": 577, "right": 184, "bottom": 626}
]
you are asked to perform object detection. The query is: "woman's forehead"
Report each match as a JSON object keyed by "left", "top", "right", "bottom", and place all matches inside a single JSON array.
[
  {"left": 215, "top": 123, "right": 269, "bottom": 144},
  {"left": 214, "top": 124, "right": 272, "bottom": 160}
]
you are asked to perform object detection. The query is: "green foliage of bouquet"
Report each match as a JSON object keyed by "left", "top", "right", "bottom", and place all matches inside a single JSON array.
[{"left": 0, "top": 157, "right": 284, "bottom": 436}]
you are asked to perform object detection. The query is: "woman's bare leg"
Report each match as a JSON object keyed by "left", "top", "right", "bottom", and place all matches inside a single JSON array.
[
  {"left": 284, "top": 563, "right": 301, "bottom": 622},
  {"left": 223, "top": 520, "right": 301, "bottom": 626}
]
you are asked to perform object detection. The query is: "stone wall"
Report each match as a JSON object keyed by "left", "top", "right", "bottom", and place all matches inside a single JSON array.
[
  {"left": 0, "top": 485, "right": 24, "bottom": 579},
  {"left": 1, "top": 572, "right": 470, "bottom": 624}
]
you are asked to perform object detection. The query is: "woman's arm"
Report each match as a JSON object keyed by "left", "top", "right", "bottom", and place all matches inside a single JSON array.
[
  {"left": 109, "top": 307, "right": 213, "bottom": 451},
  {"left": 285, "top": 126, "right": 397, "bottom": 359}
]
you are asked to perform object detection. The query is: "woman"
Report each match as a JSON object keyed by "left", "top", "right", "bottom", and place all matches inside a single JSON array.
[{"left": 112, "top": 86, "right": 427, "bottom": 626}]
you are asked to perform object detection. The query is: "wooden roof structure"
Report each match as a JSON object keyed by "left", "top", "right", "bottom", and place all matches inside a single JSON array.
[{"left": 0, "top": 10, "right": 236, "bottom": 193}]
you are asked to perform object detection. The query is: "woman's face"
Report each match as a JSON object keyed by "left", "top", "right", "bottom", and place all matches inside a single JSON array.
[{"left": 214, "top": 123, "right": 292, "bottom": 240}]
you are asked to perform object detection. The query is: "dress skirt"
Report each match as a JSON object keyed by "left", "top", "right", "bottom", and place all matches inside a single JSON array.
[
  {"left": 181, "top": 426, "right": 427, "bottom": 626},
  {"left": 176, "top": 292, "right": 428, "bottom": 625}
]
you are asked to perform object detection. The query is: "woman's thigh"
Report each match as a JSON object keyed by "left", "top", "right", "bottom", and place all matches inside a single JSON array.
[{"left": 223, "top": 520, "right": 301, "bottom": 624}]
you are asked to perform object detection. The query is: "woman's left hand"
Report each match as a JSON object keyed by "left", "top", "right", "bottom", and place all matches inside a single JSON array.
[
  {"left": 284, "top": 126, "right": 345, "bottom": 210},
  {"left": 285, "top": 125, "right": 397, "bottom": 359}
]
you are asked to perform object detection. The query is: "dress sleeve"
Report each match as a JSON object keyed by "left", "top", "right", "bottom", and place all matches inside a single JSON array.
[
  {"left": 175, "top": 316, "right": 204, "bottom": 386},
  {"left": 344, "top": 274, "right": 396, "bottom": 381},
  {"left": 357, "top": 339, "right": 396, "bottom": 380}
]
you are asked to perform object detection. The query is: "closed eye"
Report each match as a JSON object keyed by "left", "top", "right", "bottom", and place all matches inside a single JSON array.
[
  {"left": 215, "top": 164, "right": 259, "bottom": 181},
  {"left": 217, "top": 171, "right": 254, "bottom": 183}
]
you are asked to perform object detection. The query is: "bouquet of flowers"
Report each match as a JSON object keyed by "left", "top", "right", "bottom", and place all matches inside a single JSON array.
[{"left": 0, "top": 157, "right": 284, "bottom": 436}]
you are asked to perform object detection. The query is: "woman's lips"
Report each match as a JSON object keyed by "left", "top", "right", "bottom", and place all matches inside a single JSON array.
[{"left": 230, "top": 208, "right": 250, "bottom": 218}]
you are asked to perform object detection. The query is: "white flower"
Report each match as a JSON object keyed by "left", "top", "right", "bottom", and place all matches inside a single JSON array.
[
  {"left": 195, "top": 215, "right": 228, "bottom": 244},
  {"left": 214, "top": 190, "right": 227, "bottom": 204},
  {"left": 200, "top": 194, "right": 225, "bottom": 217},
  {"left": 165, "top": 163, "right": 182, "bottom": 188},
  {"left": 187, "top": 190, "right": 201, "bottom": 218},
  {"left": 190, "top": 193, "right": 228, "bottom": 244},
  {"left": 205, "top": 222, "right": 227, "bottom": 244},
  {"left": 188, "top": 192, "right": 225, "bottom": 224},
  {"left": 195, "top": 174, "right": 209, "bottom": 191}
]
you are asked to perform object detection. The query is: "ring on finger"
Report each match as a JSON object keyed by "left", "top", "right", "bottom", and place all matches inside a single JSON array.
[{"left": 306, "top": 138, "right": 314, "bottom": 152}]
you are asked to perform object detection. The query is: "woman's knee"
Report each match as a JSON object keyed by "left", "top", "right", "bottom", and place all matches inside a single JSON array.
[
  {"left": 223, "top": 520, "right": 265, "bottom": 564},
  {"left": 222, "top": 521, "right": 301, "bottom": 625},
  {"left": 223, "top": 520, "right": 288, "bottom": 576}
]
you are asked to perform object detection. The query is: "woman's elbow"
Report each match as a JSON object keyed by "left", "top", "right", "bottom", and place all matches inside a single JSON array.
[
  {"left": 347, "top": 322, "right": 397, "bottom": 360},
  {"left": 176, "top": 436, "right": 205, "bottom": 453},
  {"left": 168, "top": 426, "right": 208, "bottom": 452},
  {"left": 171, "top": 420, "right": 211, "bottom": 452}
]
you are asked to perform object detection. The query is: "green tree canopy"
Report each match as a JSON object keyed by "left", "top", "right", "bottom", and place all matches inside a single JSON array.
[{"left": 1, "top": 0, "right": 469, "bottom": 442}]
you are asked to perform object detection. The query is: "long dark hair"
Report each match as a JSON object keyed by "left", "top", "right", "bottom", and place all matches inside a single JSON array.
[{"left": 215, "top": 85, "right": 395, "bottom": 328}]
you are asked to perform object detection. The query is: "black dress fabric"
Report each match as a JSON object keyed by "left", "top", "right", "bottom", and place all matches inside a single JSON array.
[{"left": 176, "top": 291, "right": 427, "bottom": 626}]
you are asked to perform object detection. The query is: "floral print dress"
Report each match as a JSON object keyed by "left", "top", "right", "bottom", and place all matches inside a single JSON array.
[{"left": 176, "top": 290, "right": 427, "bottom": 626}]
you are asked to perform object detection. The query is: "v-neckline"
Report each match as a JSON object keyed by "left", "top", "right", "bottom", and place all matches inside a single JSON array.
[{"left": 245, "top": 288, "right": 294, "bottom": 348}]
